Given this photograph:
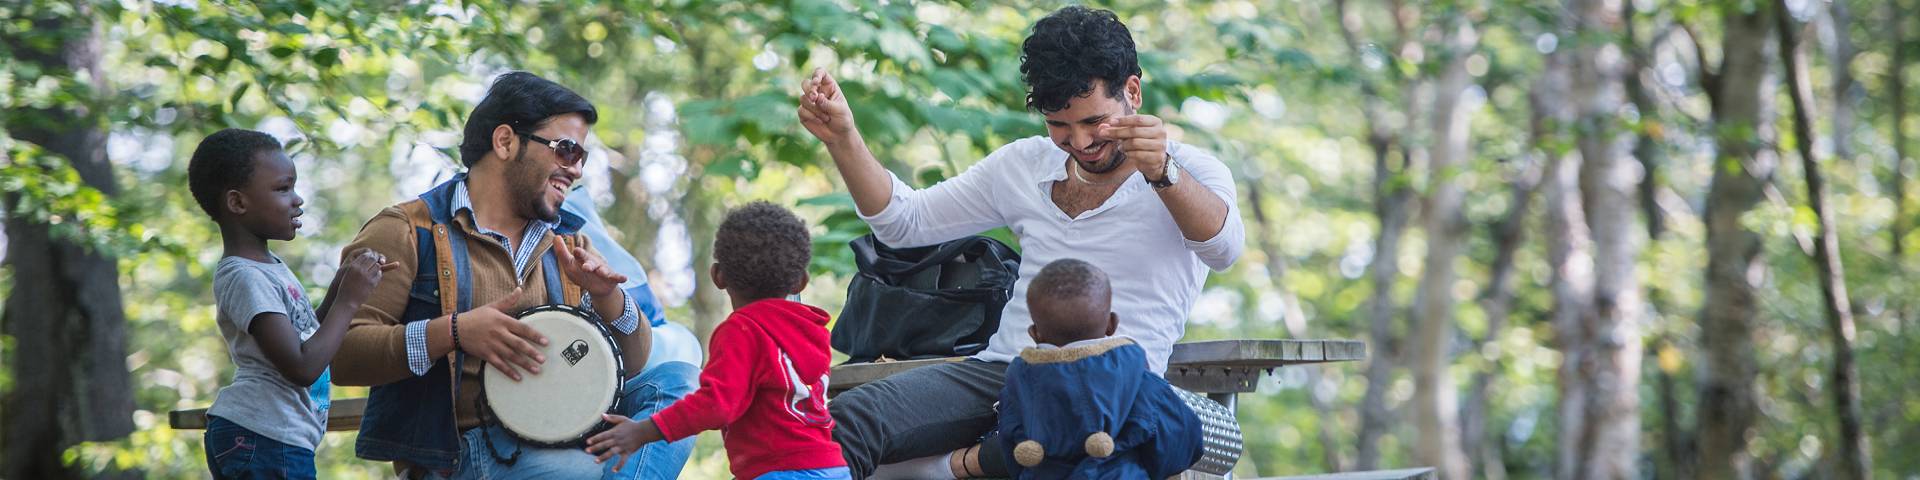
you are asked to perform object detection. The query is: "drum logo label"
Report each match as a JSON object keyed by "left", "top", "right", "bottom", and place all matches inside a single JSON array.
[{"left": 563, "top": 340, "right": 590, "bottom": 366}]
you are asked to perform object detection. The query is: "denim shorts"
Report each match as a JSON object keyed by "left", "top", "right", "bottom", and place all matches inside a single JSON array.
[{"left": 204, "top": 415, "right": 317, "bottom": 480}]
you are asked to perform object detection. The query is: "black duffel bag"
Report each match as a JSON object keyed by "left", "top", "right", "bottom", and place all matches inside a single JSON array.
[{"left": 833, "top": 234, "right": 1021, "bottom": 363}]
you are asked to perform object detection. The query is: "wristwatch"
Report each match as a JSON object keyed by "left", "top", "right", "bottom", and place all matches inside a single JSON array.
[{"left": 1145, "top": 152, "right": 1180, "bottom": 190}]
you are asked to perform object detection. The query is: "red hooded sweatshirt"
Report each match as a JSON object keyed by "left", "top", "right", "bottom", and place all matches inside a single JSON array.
[{"left": 650, "top": 298, "right": 844, "bottom": 479}]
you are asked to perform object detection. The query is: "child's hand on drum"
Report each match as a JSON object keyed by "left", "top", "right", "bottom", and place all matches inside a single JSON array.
[{"left": 586, "top": 413, "right": 664, "bottom": 472}]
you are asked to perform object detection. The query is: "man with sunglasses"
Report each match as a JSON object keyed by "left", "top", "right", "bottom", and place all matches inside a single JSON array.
[{"left": 334, "top": 71, "right": 696, "bottom": 479}]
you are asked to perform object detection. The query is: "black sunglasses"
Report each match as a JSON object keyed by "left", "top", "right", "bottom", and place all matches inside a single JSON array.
[{"left": 521, "top": 133, "right": 586, "bottom": 169}]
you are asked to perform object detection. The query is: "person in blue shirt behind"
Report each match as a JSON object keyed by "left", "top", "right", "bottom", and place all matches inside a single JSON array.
[
  {"left": 995, "top": 259, "right": 1202, "bottom": 479},
  {"left": 561, "top": 185, "right": 705, "bottom": 472}
]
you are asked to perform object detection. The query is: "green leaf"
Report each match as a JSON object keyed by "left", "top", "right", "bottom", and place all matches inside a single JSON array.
[
  {"left": 798, "top": 192, "right": 854, "bottom": 208},
  {"left": 703, "top": 153, "right": 756, "bottom": 179},
  {"left": 312, "top": 47, "right": 340, "bottom": 68},
  {"left": 775, "top": 138, "right": 816, "bottom": 167},
  {"left": 228, "top": 83, "right": 250, "bottom": 108}
]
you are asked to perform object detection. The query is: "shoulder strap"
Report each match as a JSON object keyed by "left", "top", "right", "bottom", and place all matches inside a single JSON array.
[{"left": 400, "top": 200, "right": 461, "bottom": 317}]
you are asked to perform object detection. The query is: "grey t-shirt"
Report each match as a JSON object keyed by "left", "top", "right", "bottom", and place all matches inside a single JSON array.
[{"left": 206, "top": 255, "right": 331, "bottom": 451}]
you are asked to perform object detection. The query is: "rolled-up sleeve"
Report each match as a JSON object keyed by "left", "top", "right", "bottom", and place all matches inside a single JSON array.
[
  {"left": 858, "top": 143, "right": 1016, "bottom": 248},
  {"left": 1179, "top": 148, "right": 1246, "bottom": 272}
]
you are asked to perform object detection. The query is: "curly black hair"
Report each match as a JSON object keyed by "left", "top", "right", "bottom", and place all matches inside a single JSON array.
[
  {"left": 713, "top": 201, "right": 813, "bottom": 299},
  {"left": 1019, "top": 6, "right": 1142, "bottom": 114},
  {"left": 457, "top": 71, "right": 598, "bottom": 167},
  {"left": 187, "top": 128, "right": 283, "bottom": 219}
]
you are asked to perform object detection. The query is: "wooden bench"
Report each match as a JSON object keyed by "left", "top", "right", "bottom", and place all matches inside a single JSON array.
[
  {"left": 169, "top": 339, "right": 1409, "bottom": 479},
  {"left": 171, "top": 339, "right": 1364, "bottom": 431}
]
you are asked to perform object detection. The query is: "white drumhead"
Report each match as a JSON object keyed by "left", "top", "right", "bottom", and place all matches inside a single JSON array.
[{"left": 482, "top": 308, "right": 621, "bottom": 444}]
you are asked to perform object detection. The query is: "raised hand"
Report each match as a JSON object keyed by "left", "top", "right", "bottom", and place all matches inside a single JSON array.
[
  {"left": 334, "top": 248, "right": 399, "bottom": 308},
  {"left": 1098, "top": 114, "right": 1170, "bottom": 180},
  {"left": 554, "top": 235, "right": 627, "bottom": 298},
  {"left": 798, "top": 67, "right": 859, "bottom": 147}
]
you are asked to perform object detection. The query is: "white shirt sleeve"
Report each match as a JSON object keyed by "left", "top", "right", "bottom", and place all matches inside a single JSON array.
[
  {"left": 858, "top": 142, "right": 1021, "bottom": 248},
  {"left": 1175, "top": 145, "right": 1246, "bottom": 272}
]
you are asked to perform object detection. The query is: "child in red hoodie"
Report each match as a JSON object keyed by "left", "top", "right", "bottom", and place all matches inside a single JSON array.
[{"left": 587, "top": 201, "right": 847, "bottom": 480}]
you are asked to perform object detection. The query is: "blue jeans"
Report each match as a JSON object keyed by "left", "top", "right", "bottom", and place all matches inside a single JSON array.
[
  {"left": 433, "top": 361, "right": 700, "bottom": 480},
  {"left": 204, "top": 416, "right": 317, "bottom": 480},
  {"left": 757, "top": 466, "right": 853, "bottom": 480}
]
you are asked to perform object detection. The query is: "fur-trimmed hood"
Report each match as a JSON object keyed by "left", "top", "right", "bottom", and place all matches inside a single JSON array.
[{"left": 997, "top": 338, "right": 1202, "bottom": 479}]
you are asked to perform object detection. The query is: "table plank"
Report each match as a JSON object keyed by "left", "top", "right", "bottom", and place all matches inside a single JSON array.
[
  {"left": 169, "top": 397, "right": 366, "bottom": 432},
  {"left": 1167, "top": 339, "right": 1368, "bottom": 368},
  {"left": 828, "top": 339, "right": 1366, "bottom": 394}
]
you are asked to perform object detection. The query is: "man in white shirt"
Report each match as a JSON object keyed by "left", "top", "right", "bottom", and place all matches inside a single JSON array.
[{"left": 798, "top": 6, "right": 1245, "bottom": 478}]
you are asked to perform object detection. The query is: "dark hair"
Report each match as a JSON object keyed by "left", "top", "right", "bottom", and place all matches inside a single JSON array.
[
  {"left": 187, "top": 129, "right": 283, "bottom": 219},
  {"left": 713, "top": 201, "right": 813, "bottom": 299},
  {"left": 457, "top": 71, "right": 598, "bottom": 167},
  {"left": 1019, "top": 6, "right": 1142, "bottom": 114}
]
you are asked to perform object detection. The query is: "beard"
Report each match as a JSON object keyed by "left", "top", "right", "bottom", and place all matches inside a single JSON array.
[
  {"left": 1079, "top": 146, "right": 1127, "bottom": 174},
  {"left": 508, "top": 149, "right": 564, "bottom": 223}
]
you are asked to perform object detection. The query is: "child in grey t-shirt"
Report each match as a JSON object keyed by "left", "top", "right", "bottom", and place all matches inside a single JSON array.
[{"left": 190, "top": 129, "right": 394, "bottom": 479}]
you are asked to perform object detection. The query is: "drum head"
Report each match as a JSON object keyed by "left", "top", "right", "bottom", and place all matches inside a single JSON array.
[{"left": 482, "top": 306, "right": 622, "bottom": 445}]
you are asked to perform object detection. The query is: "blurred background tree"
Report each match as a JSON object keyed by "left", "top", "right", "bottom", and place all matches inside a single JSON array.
[{"left": 0, "top": 0, "right": 1913, "bottom": 478}]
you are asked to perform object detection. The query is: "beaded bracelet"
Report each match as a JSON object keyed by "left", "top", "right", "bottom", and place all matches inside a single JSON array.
[{"left": 450, "top": 311, "right": 461, "bottom": 352}]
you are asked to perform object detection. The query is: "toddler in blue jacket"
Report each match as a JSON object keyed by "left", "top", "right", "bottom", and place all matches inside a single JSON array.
[{"left": 996, "top": 259, "right": 1203, "bottom": 479}]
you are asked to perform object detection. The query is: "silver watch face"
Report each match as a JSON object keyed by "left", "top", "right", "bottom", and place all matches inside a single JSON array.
[{"left": 1153, "top": 154, "right": 1178, "bottom": 188}]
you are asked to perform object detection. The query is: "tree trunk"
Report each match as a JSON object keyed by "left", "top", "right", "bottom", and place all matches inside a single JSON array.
[
  {"left": 1892, "top": 0, "right": 1911, "bottom": 260},
  {"left": 0, "top": 3, "right": 136, "bottom": 479},
  {"left": 1534, "top": 39, "right": 1598, "bottom": 480},
  {"left": 1461, "top": 59, "right": 1559, "bottom": 480},
  {"left": 1826, "top": 0, "right": 1859, "bottom": 162},
  {"left": 1460, "top": 152, "right": 1537, "bottom": 480},
  {"left": 1408, "top": 17, "right": 1478, "bottom": 480},
  {"left": 1774, "top": 4, "right": 1871, "bottom": 477},
  {"left": 1567, "top": 0, "right": 1647, "bottom": 477},
  {"left": 1543, "top": 126, "right": 1594, "bottom": 480},
  {"left": 1245, "top": 175, "right": 1344, "bottom": 472},
  {"left": 1624, "top": 0, "right": 1669, "bottom": 241},
  {"left": 1335, "top": 0, "right": 1418, "bottom": 469},
  {"left": 1652, "top": 338, "right": 1693, "bottom": 479},
  {"left": 683, "top": 179, "right": 730, "bottom": 346},
  {"left": 1696, "top": 4, "right": 1776, "bottom": 479}
]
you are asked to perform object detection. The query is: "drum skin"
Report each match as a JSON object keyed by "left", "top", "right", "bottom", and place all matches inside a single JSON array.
[{"left": 482, "top": 304, "right": 626, "bottom": 446}]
